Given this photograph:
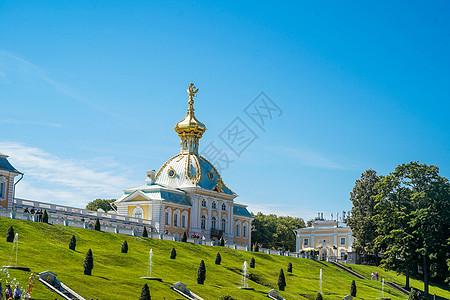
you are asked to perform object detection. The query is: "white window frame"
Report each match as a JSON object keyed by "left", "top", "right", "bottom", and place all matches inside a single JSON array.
[
  {"left": 201, "top": 199, "right": 206, "bottom": 207},
  {"left": 201, "top": 215, "right": 206, "bottom": 230},
  {"left": 221, "top": 203, "right": 226, "bottom": 211},
  {"left": 235, "top": 220, "right": 241, "bottom": 237},
  {"left": 340, "top": 237, "right": 346, "bottom": 245},
  {"left": 212, "top": 201, "right": 217, "bottom": 209},
  {"left": 164, "top": 207, "right": 172, "bottom": 227},
  {"left": 0, "top": 176, "right": 7, "bottom": 200},
  {"left": 221, "top": 219, "right": 226, "bottom": 232},
  {"left": 243, "top": 222, "right": 248, "bottom": 238},
  {"left": 303, "top": 238, "right": 309, "bottom": 246},
  {"left": 132, "top": 206, "right": 144, "bottom": 219},
  {"left": 211, "top": 216, "right": 217, "bottom": 230}
]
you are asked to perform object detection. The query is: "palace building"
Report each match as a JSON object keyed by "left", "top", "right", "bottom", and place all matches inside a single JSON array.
[
  {"left": 114, "top": 83, "right": 253, "bottom": 247},
  {"left": 0, "top": 154, "right": 23, "bottom": 210}
]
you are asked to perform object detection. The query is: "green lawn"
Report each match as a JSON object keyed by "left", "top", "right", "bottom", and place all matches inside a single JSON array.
[{"left": 0, "top": 218, "right": 448, "bottom": 299}]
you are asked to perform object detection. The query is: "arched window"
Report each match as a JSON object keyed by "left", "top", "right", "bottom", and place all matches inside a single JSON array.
[
  {"left": 174, "top": 213, "right": 178, "bottom": 227},
  {"left": 212, "top": 201, "right": 217, "bottom": 209},
  {"left": 243, "top": 223, "right": 247, "bottom": 238},
  {"left": 221, "top": 203, "right": 226, "bottom": 211},
  {"left": 132, "top": 206, "right": 144, "bottom": 219},
  {"left": 221, "top": 219, "right": 226, "bottom": 232},
  {"left": 201, "top": 199, "right": 206, "bottom": 207},
  {"left": 201, "top": 215, "right": 206, "bottom": 230},
  {"left": 165, "top": 212, "right": 169, "bottom": 225},
  {"left": 340, "top": 250, "right": 346, "bottom": 259},
  {"left": 211, "top": 217, "right": 217, "bottom": 230},
  {"left": 236, "top": 223, "right": 240, "bottom": 237}
]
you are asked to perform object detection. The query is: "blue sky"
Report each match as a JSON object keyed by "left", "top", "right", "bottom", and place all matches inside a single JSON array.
[{"left": 1, "top": 1, "right": 449, "bottom": 221}]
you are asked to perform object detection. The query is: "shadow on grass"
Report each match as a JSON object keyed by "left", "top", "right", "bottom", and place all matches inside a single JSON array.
[{"left": 91, "top": 275, "right": 110, "bottom": 280}]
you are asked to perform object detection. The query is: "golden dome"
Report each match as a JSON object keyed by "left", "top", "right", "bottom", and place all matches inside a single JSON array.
[{"left": 174, "top": 82, "right": 206, "bottom": 138}]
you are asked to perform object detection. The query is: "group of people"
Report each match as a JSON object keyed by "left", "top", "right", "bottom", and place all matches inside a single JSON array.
[
  {"left": 371, "top": 271, "right": 380, "bottom": 281},
  {"left": 23, "top": 207, "right": 45, "bottom": 222},
  {"left": 0, "top": 283, "right": 22, "bottom": 300}
]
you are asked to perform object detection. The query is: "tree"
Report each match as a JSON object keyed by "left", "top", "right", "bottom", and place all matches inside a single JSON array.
[
  {"left": 350, "top": 280, "right": 356, "bottom": 297},
  {"left": 250, "top": 257, "right": 255, "bottom": 268},
  {"left": 251, "top": 212, "right": 305, "bottom": 251},
  {"left": 6, "top": 226, "right": 14, "bottom": 242},
  {"left": 181, "top": 232, "right": 187, "bottom": 242},
  {"left": 170, "top": 247, "right": 176, "bottom": 259},
  {"left": 139, "top": 283, "right": 151, "bottom": 300},
  {"left": 277, "top": 268, "right": 286, "bottom": 291},
  {"left": 42, "top": 210, "right": 49, "bottom": 223},
  {"left": 316, "top": 293, "right": 323, "bottom": 300},
  {"left": 215, "top": 253, "right": 221, "bottom": 265},
  {"left": 253, "top": 243, "right": 259, "bottom": 252},
  {"left": 121, "top": 240, "right": 128, "bottom": 253},
  {"left": 84, "top": 249, "right": 94, "bottom": 275},
  {"left": 287, "top": 262, "right": 292, "bottom": 273},
  {"left": 86, "top": 199, "right": 116, "bottom": 212},
  {"left": 94, "top": 218, "right": 101, "bottom": 231},
  {"left": 374, "top": 162, "right": 450, "bottom": 296},
  {"left": 197, "top": 260, "right": 206, "bottom": 284},
  {"left": 142, "top": 226, "right": 148, "bottom": 238},
  {"left": 219, "top": 236, "right": 225, "bottom": 246},
  {"left": 69, "top": 235, "right": 76, "bottom": 251},
  {"left": 347, "top": 169, "right": 382, "bottom": 263}
]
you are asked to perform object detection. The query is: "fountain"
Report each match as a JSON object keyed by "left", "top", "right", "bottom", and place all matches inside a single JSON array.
[
  {"left": 3, "top": 233, "right": 30, "bottom": 271},
  {"left": 319, "top": 269, "right": 322, "bottom": 294},
  {"left": 377, "top": 278, "right": 391, "bottom": 299},
  {"left": 140, "top": 249, "right": 162, "bottom": 281},
  {"left": 238, "top": 261, "right": 254, "bottom": 290}
]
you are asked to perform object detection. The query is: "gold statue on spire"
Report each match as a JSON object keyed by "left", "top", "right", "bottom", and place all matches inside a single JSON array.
[{"left": 187, "top": 82, "right": 199, "bottom": 102}]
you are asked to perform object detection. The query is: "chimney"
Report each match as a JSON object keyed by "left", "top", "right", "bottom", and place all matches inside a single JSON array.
[{"left": 146, "top": 170, "right": 156, "bottom": 185}]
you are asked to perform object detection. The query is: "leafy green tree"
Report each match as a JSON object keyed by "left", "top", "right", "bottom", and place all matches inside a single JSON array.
[
  {"left": 84, "top": 249, "right": 94, "bottom": 275},
  {"left": 347, "top": 169, "right": 382, "bottom": 263},
  {"left": 42, "top": 209, "right": 49, "bottom": 223},
  {"left": 86, "top": 199, "right": 116, "bottom": 212},
  {"left": 277, "top": 268, "right": 286, "bottom": 291},
  {"left": 69, "top": 235, "right": 76, "bottom": 251},
  {"left": 251, "top": 212, "right": 305, "bottom": 251},
  {"left": 350, "top": 280, "right": 356, "bottom": 297},
  {"left": 250, "top": 257, "right": 255, "bottom": 268},
  {"left": 215, "top": 253, "right": 221, "bottom": 265},
  {"left": 287, "top": 262, "right": 292, "bottom": 273},
  {"left": 121, "top": 240, "right": 128, "bottom": 253},
  {"left": 6, "top": 226, "right": 14, "bottom": 242},
  {"left": 181, "top": 232, "right": 187, "bottom": 242},
  {"left": 197, "top": 260, "right": 206, "bottom": 284},
  {"left": 170, "top": 247, "right": 176, "bottom": 259},
  {"left": 94, "top": 218, "right": 101, "bottom": 231},
  {"left": 219, "top": 236, "right": 225, "bottom": 246},
  {"left": 316, "top": 293, "right": 323, "bottom": 300},
  {"left": 139, "top": 283, "right": 151, "bottom": 300},
  {"left": 142, "top": 226, "right": 148, "bottom": 238}
]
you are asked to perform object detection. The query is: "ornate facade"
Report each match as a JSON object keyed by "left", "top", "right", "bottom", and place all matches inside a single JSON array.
[
  {"left": 115, "top": 83, "right": 253, "bottom": 247},
  {"left": 0, "top": 154, "right": 23, "bottom": 210}
]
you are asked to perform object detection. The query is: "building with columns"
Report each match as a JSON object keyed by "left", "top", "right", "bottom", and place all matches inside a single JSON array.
[
  {"left": 0, "top": 154, "right": 23, "bottom": 210},
  {"left": 294, "top": 219, "right": 354, "bottom": 261},
  {"left": 114, "top": 83, "right": 253, "bottom": 247}
]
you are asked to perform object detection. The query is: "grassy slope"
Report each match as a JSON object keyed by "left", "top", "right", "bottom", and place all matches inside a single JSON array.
[{"left": 0, "top": 218, "right": 448, "bottom": 300}]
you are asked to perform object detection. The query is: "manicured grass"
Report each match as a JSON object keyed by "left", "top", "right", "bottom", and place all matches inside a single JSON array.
[{"left": 0, "top": 218, "right": 448, "bottom": 299}]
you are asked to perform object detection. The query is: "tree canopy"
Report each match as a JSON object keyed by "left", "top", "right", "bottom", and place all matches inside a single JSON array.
[
  {"left": 251, "top": 212, "right": 305, "bottom": 251},
  {"left": 86, "top": 199, "right": 116, "bottom": 212}
]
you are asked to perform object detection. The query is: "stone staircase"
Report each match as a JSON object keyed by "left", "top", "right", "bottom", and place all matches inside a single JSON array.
[
  {"left": 329, "top": 261, "right": 367, "bottom": 279},
  {"left": 38, "top": 271, "right": 85, "bottom": 300}
]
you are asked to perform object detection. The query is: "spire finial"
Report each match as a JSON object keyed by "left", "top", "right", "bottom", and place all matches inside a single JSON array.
[{"left": 187, "top": 82, "right": 199, "bottom": 111}]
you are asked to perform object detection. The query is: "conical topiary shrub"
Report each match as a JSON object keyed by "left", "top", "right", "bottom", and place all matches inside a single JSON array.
[
  {"left": 316, "top": 292, "right": 323, "bottom": 300},
  {"left": 69, "top": 235, "right": 76, "bottom": 251},
  {"left": 42, "top": 209, "right": 49, "bottom": 223},
  {"left": 253, "top": 242, "right": 259, "bottom": 252},
  {"left": 287, "top": 262, "right": 292, "bottom": 273},
  {"left": 350, "top": 279, "right": 357, "bottom": 297},
  {"left": 277, "top": 268, "right": 286, "bottom": 291},
  {"left": 139, "top": 283, "right": 151, "bottom": 300},
  {"left": 249, "top": 257, "right": 255, "bottom": 268},
  {"left": 181, "top": 232, "right": 187, "bottom": 242},
  {"left": 121, "top": 240, "right": 128, "bottom": 253},
  {"left": 142, "top": 226, "right": 148, "bottom": 238},
  {"left": 197, "top": 260, "right": 206, "bottom": 284},
  {"left": 94, "top": 218, "right": 101, "bottom": 231},
  {"left": 84, "top": 249, "right": 94, "bottom": 275},
  {"left": 219, "top": 236, "right": 225, "bottom": 246},
  {"left": 170, "top": 247, "right": 176, "bottom": 259},
  {"left": 6, "top": 226, "right": 14, "bottom": 242},
  {"left": 215, "top": 253, "right": 221, "bottom": 265}
]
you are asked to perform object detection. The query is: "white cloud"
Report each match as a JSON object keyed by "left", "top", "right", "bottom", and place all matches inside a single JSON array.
[
  {"left": 1, "top": 119, "right": 62, "bottom": 128},
  {"left": 0, "top": 142, "right": 136, "bottom": 207}
]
